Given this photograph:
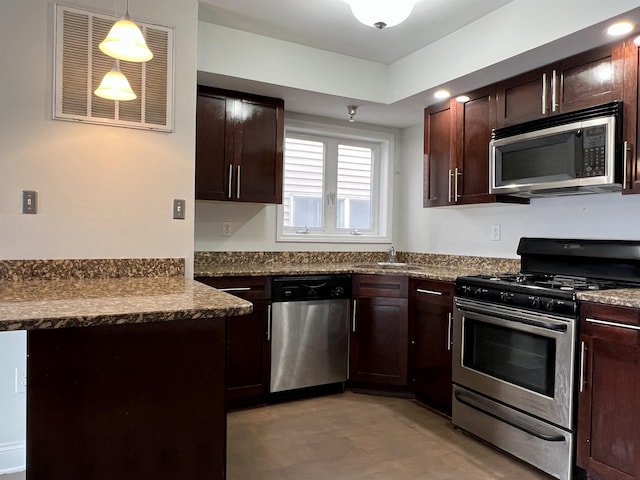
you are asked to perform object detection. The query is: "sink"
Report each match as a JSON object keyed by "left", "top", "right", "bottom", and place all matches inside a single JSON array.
[{"left": 376, "top": 262, "right": 408, "bottom": 268}]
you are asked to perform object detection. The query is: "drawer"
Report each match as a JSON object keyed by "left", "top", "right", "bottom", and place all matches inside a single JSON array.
[
  {"left": 353, "top": 274, "right": 408, "bottom": 298},
  {"left": 195, "top": 276, "right": 271, "bottom": 300}
]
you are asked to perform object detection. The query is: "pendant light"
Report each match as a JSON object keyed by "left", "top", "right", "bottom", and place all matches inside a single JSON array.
[
  {"left": 99, "top": 0, "right": 153, "bottom": 62},
  {"left": 349, "top": 0, "right": 417, "bottom": 29},
  {"left": 94, "top": 60, "right": 137, "bottom": 101}
]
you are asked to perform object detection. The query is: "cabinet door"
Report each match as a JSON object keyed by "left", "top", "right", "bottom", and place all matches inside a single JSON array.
[
  {"left": 409, "top": 280, "right": 454, "bottom": 416},
  {"left": 577, "top": 304, "right": 640, "bottom": 480},
  {"left": 623, "top": 38, "right": 640, "bottom": 194},
  {"left": 424, "top": 101, "right": 455, "bottom": 207},
  {"left": 227, "top": 300, "right": 271, "bottom": 406},
  {"left": 195, "top": 93, "right": 233, "bottom": 201},
  {"left": 556, "top": 43, "right": 624, "bottom": 114},
  {"left": 496, "top": 68, "right": 546, "bottom": 127},
  {"left": 233, "top": 97, "right": 284, "bottom": 204},
  {"left": 195, "top": 276, "right": 271, "bottom": 407},
  {"left": 455, "top": 86, "right": 497, "bottom": 205},
  {"left": 350, "top": 296, "right": 408, "bottom": 387}
]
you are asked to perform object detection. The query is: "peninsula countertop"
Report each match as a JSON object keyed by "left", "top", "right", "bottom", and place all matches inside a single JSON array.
[{"left": 0, "top": 277, "right": 253, "bottom": 331}]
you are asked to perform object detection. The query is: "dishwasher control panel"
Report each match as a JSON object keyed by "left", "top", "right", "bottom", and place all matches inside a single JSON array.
[{"left": 271, "top": 275, "right": 352, "bottom": 301}]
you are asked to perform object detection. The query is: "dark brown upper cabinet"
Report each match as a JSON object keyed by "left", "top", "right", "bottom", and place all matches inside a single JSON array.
[
  {"left": 623, "top": 37, "right": 640, "bottom": 194},
  {"left": 496, "top": 43, "right": 625, "bottom": 127},
  {"left": 424, "top": 86, "right": 526, "bottom": 208},
  {"left": 196, "top": 86, "right": 284, "bottom": 204}
]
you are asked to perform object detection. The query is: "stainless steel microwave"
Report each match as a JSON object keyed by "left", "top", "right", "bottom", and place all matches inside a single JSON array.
[{"left": 489, "top": 102, "right": 623, "bottom": 197}]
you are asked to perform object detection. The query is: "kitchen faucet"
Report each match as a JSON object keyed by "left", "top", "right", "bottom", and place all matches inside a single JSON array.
[{"left": 388, "top": 246, "right": 396, "bottom": 263}]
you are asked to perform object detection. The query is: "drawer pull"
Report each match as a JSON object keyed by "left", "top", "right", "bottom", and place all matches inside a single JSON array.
[
  {"left": 579, "top": 341, "right": 586, "bottom": 393},
  {"left": 416, "top": 288, "right": 443, "bottom": 296},
  {"left": 586, "top": 317, "right": 640, "bottom": 331},
  {"left": 219, "top": 287, "right": 252, "bottom": 292}
]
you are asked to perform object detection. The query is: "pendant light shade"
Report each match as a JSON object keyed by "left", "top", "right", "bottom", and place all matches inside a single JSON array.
[
  {"left": 94, "top": 61, "right": 137, "bottom": 101},
  {"left": 99, "top": 13, "right": 153, "bottom": 62},
  {"left": 349, "top": 0, "right": 416, "bottom": 29}
]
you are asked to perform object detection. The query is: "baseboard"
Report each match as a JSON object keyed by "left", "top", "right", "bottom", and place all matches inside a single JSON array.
[{"left": 0, "top": 441, "right": 26, "bottom": 475}]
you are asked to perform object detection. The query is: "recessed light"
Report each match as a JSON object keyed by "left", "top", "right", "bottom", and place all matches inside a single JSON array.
[
  {"left": 434, "top": 90, "right": 451, "bottom": 100},
  {"left": 455, "top": 95, "right": 470, "bottom": 103},
  {"left": 634, "top": 35, "right": 640, "bottom": 46},
  {"left": 606, "top": 21, "right": 634, "bottom": 36}
]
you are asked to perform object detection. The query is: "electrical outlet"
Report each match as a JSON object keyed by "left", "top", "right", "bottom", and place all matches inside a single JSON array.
[
  {"left": 491, "top": 224, "right": 501, "bottom": 241},
  {"left": 173, "top": 199, "right": 186, "bottom": 220},
  {"left": 222, "top": 222, "right": 232, "bottom": 236},
  {"left": 22, "top": 190, "right": 37, "bottom": 214},
  {"left": 15, "top": 367, "right": 26, "bottom": 394}
]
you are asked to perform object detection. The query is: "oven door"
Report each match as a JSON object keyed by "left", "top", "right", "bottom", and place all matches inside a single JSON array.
[{"left": 452, "top": 298, "right": 575, "bottom": 429}]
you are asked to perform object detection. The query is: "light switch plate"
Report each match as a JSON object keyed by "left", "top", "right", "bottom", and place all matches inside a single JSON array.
[
  {"left": 22, "top": 190, "right": 37, "bottom": 214},
  {"left": 173, "top": 199, "right": 186, "bottom": 220}
]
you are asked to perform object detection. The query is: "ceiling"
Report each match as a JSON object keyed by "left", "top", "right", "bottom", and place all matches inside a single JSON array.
[
  {"left": 198, "top": 0, "right": 516, "bottom": 65},
  {"left": 197, "top": 1, "right": 640, "bottom": 128}
]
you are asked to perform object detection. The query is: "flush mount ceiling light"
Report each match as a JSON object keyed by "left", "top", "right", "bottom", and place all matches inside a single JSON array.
[
  {"left": 347, "top": 105, "right": 358, "bottom": 122},
  {"left": 348, "top": 0, "right": 417, "bottom": 29},
  {"left": 434, "top": 89, "right": 451, "bottom": 100},
  {"left": 99, "top": 0, "right": 153, "bottom": 62},
  {"left": 94, "top": 60, "right": 137, "bottom": 101}
]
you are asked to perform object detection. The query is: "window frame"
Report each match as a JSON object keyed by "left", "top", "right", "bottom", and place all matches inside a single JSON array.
[{"left": 277, "top": 118, "right": 394, "bottom": 244}]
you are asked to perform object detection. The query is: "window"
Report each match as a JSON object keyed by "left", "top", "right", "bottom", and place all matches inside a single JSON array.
[{"left": 277, "top": 119, "right": 393, "bottom": 243}]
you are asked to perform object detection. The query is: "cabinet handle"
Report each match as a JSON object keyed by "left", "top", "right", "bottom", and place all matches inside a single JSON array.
[
  {"left": 551, "top": 70, "right": 558, "bottom": 112},
  {"left": 579, "top": 340, "right": 586, "bottom": 393},
  {"left": 236, "top": 165, "right": 241, "bottom": 199},
  {"left": 267, "top": 304, "right": 272, "bottom": 341},
  {"left": 227, "top": 164, "right": 233, "bottom": 199},
  {"left": 219, "top": 287, "right": 252, "bottom": 292},
  {"left": 542, "top": 73, "right": 547, "bottom": 115},
  {"left": 454, "top": 168, "right": 462, "bottom": 202},
  {"left": 623, "top": 141, "right": 630, "bottom": 190},
  {"left": 586, "top": 317, "right": 640, "bottom": 331},
  {"left": 447, "top": 312, "right": 452, "bottom": 351},
  {"left": 416, "top": 288, "right": 443, "bottom": 296},
  {"left": 448, "top": 169, "right": 453, "bottom": 203},
  {"left": 352, "top": 300, "right": 357, "bottom": 333}
]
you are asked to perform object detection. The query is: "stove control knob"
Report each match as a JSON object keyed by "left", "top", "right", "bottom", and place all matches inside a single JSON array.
[
  {"left": 530, "top": 296, "right": 541, "bottom": 309},
  {"left": 474, "top": 288, "right": 487, "bottom": 297},
  {"left": 500, "top": 291, "right": 515, "bottom": 303},
  {"left": 545, "top": 300, "right": 556, "bottom": 312}
]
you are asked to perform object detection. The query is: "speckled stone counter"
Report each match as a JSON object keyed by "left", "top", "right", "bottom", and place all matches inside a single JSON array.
[
  {"left": 577, "top": 289, "right": 640, "bottom": 309},
  {"left": 0, "top": 277, "right": 253, "bottom": 331},
  {"left": 0, "top": 258, "right": 252, "bottom": 331},
  {"left": 194, "top": 251, "right": 521, "bottom": 282}
]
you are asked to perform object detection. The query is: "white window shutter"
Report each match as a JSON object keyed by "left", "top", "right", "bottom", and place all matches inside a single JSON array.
[{"left": 54, "top": 4, "right": 174, "bottom": 131}]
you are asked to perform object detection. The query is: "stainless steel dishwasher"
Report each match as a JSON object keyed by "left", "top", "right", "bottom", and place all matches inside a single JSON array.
[{"left": 270, "top": 275, "right": 351, "bottom": 393}]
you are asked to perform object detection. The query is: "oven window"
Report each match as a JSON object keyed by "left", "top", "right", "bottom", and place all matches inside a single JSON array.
[{"left": 463, "top": 318, "right": 556, "bottom": 397}]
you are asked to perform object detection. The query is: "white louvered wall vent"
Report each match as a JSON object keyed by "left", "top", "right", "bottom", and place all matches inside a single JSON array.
[{"left": 54, "top": 4, "right": 174, "bottom": 131}]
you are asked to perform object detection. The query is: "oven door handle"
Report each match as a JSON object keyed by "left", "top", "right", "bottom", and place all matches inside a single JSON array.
[
  {"left": 457, "top": 303, "right": 567, "bottom": 333},
  {"left": 454, "top": 391, "right": 566, "bottom": 443}
]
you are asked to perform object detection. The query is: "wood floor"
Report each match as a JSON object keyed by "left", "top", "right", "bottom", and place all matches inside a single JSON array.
[
  {"left": 227, "top": 391, "right": 553, "bottom": 480},
  {"left": 2, "top": 391, "right": 553, "bottom": 480}
]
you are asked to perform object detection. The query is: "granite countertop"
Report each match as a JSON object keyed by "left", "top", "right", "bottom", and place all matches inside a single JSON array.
[
  {"left": 577, "top": 289, "right": 640, "bottom": 309},
  {"left": 194, "top": 262, "right": 488, "bottom": 282},
  {"left": 0, "top": 277, "right": 253, "bottom": 332}
]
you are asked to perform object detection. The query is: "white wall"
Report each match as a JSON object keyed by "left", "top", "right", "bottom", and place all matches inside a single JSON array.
[
  {"left": 397, "top": 124, "right": 640, "bottom": 258},
  {"left": 0, "top": 0, "right": 198, "bottom": 473}
]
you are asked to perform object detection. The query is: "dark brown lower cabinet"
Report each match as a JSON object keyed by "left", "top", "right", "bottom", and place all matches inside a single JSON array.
[
  {"left": 577, "top": 302, "right": 640, "bottom": 480},
  {"left": 409, "top": 279, "right": 454, "bottom": 416},
  {"left": 350, "top": 275, "right": 408, "bottom": 389},
  {"left": 27, "top": 318, "right": 227, "bottom": 480},
  {"left": 196, "top": 276, "right": 271, "bottom": 408}
]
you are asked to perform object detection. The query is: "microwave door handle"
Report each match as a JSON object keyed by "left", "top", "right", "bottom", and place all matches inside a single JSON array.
[{"left": 542, "top": 72, "right": 547, "bottom": 115}]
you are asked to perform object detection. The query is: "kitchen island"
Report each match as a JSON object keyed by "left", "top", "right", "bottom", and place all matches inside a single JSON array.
[{"left": 0, "top": 272, "right": 252, "bottom": 480}]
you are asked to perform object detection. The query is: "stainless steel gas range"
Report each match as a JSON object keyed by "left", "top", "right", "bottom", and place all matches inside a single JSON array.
[{"left": 452, "top": 238, "right": 640, "bottom": 480}]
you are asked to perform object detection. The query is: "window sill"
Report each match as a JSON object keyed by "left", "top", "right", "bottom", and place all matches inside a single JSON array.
[{"left": 276, "top": 233, "right": 392, "bottom": 244}]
